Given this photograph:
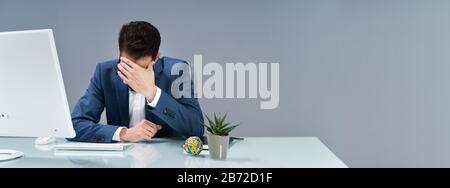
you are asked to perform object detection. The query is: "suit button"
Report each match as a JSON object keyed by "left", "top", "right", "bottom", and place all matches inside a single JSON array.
[{"left": 163, "top": 108, "right": 175, "bottom": 119}]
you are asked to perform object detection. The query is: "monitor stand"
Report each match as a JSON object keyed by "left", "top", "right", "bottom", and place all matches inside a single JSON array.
[{"left": 0, "top": 149, "right": 24, "bottom": 161}]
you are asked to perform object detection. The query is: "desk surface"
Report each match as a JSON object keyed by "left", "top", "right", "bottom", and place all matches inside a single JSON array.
[{"left": 0, "top": 137, "right": 347, "bottom": 168}]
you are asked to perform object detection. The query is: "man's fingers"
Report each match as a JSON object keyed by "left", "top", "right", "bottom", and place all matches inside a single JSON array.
[
  {"left": 138, "top": 127, "right": 153, "bottom": 137},
  {"left": 140, "top": 122, "right": 157, "bottom": 134},
  {"left": 138, "top": 132, "right": 152, "bottom": 141},
  {"left": 120, "top": 57, "right": 138, "bottom": 68},
  {"left": 120, "top": 62, "right": 134, "bottom": 72},
  {"left": 144, "top": 121, "right": 160, "bottom": 131},
  {"left": 140, "top": 128, "right": 154, "bottom": 138},
  {"left": 153, "top": 125, "right": 162, "bottom": 130},
  {"left": 143, "top": 129, "right": 155, "bottom": 140},
  {"left": 117, "top": 64, "right": 131, "bottom": 77},
  {"left": 117, "top": 71, "right": 129, "bottom": 82},
  {"left": 144, "top": 126, "right": 156, "bottom": 135},
  {"left": 143, "top": 120, "right": 158, "bottom": 128}
]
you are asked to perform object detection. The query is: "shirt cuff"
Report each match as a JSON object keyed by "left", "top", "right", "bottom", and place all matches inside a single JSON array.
[
  {"left": 112, "top": 127, "right": 125, "bottom": 142},
  {"left": 147, "top": 87, "right": 161, "bottom": 108}
]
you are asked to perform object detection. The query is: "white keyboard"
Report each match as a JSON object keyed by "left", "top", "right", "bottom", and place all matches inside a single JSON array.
[{"left": 53, "top": 142, "right": 133, "bottom": 151}]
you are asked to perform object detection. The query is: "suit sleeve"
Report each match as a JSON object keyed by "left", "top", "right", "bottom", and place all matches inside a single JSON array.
[
  {"left": 68, "top": 64, "right": 120, "bottom": 143},
  {"left": 147, "top": 81, "right": 204, "bottom": 138}
]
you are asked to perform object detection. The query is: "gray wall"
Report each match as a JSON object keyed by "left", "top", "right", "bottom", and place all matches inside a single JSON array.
[{"left": 2, "top": 0, "right": 450, "bottom": 167}]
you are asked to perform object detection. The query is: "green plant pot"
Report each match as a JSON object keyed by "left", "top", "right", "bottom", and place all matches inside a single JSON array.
[{"left": 206, "top": 131, "right": 229, "bottom": 160}]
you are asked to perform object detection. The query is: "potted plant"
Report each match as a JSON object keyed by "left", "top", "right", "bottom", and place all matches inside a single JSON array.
[{"left": 203, "top": 113, "right": 239, "bottom": 160}]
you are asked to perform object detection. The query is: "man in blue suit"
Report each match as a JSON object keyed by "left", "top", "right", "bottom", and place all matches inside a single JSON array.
[{"left": 70, "top": 21, "right": 204, "bottom": 143}]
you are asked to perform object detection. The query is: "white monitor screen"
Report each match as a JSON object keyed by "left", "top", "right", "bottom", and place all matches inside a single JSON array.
[{"left": 0, "top": 29, "right": 75, "bottom": 138}]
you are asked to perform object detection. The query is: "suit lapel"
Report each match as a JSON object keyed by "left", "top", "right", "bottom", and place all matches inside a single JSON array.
[
  {"left": 113, "top": 60, "right": 130, "bottom": 127},
  {"left": 154, "top": 57, "right": 163, "bottom": 81}
]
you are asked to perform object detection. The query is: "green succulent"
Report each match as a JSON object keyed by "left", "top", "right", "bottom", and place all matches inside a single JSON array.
[{"left": 203, "top": 113, "right": 239, "bottom": 136}]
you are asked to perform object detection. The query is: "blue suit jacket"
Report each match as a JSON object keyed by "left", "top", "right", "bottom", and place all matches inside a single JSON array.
[{"left": 69, "top": 57, "right": 204, "bottom": 143}]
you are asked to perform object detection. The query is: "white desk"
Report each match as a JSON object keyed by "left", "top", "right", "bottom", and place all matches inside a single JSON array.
[{"left": 0, "top": 137, "right": 347, "bottom": 168}]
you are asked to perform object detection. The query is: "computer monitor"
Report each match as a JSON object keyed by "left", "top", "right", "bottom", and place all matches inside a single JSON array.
[{"left": 0, "top": 29, "right": 75, "bottom": 160}]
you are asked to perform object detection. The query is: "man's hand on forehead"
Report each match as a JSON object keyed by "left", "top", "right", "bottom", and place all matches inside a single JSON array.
[{"left": 117, "top": 57, "right": 157, "bottom": 101}]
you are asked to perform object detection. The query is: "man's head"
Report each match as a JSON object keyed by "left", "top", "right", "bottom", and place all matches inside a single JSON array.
[{"left": 118, "top": 21, "right": 161, "bottom": 68}]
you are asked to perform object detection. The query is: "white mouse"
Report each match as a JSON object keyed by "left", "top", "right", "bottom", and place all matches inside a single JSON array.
[{"left": 34, "top": 137, "right": 56, "bottom": 145}]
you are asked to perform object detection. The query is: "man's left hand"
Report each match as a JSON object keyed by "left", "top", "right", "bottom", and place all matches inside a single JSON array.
[{"left": 117, "top": 57, "right": 157, "bottom": 101}]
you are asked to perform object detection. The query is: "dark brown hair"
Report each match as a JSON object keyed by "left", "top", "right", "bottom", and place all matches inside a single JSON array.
[{"left": 118, "top": 21, "right": 161, "bottom": 60}]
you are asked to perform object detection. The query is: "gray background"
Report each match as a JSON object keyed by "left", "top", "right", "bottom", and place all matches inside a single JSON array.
[{"left": 1, "top": 0, "right": 450, "bottom": 167}]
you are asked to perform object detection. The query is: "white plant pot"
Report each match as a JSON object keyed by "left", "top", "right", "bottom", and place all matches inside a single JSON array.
[{"left": 206, "top": 131, "right": 229, "bottom": 160}]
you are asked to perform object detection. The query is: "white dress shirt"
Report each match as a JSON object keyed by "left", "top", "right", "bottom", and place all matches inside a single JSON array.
[{"left": 112, "top": 87, "right": 162, "bottom": 141}]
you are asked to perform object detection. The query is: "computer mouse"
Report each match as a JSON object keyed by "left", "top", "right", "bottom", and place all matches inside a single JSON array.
[{"left": 34, "top": 137, "right": 56, "bottom": 145}]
